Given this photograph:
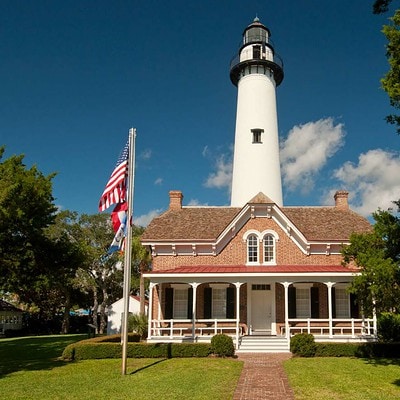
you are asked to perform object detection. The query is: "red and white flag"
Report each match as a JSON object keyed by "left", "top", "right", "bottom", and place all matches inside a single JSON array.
[{"left": 98, "top": 141, "right": 129, "bottom": 212}]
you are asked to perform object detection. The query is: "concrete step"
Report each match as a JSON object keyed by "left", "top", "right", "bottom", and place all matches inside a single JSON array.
[{"left": 237, "top": 335, "right": 290, "bottom": 353}]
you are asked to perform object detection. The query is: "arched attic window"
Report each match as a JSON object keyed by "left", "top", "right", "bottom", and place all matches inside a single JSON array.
[
  {"left": 262, "top": 231, "right": 279, "bottom": 264},
  {"left": 246, "top": 233, "right": 259, "bottom": 263}
]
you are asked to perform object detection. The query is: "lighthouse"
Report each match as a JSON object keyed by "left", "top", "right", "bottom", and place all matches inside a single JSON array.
[{"left": 230, "top": 18, "right": 284, "bottom": 207}]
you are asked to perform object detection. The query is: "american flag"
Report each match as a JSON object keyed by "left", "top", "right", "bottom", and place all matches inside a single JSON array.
[{"left": 98, "top": 141, "right": 129, "bottom": 212}]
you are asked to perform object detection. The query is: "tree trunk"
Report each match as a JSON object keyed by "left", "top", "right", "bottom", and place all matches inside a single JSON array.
[
  {"left": 99, "top": 288, "right": 108, "bottom": 334},
  {"left": 92, "top": 287, "right": 99, "bottom": 333},
  {"left": 61, "top": 292, "right": 71, "bottom": 334}
]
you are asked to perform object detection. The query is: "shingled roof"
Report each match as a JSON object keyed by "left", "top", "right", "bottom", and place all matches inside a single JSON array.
[
  {"left": 283, "top": 207, "right": 371, "bottom": 241},
  {"left": 141, "top": 207, "right": 240, "bottom": 241},
  {"left": 141, "top": 201, "right": 371, "bottom": 242},
  {"left": 0, "top": 299, "right": 23, "bottom": 313}
]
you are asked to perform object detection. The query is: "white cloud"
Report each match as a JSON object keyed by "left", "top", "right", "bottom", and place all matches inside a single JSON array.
[
  {"left": 204, "top": 154, "right": 232, "bottom": 190},
  {"left": 187, "top": 198, "right": 209, "bottom": 206},
  {"left": 140, "top": 149, "right": 152, "bottom": 160},
  {"left": 202, "top": 145, "right": 209, "bottom": 157},
  {"left": 332, "top": 149, "right": 400, "bottom": 216},
  {"left": 134, "top": 209, "right": 163, "bottom": 227},
  {"left": 280, "top": 118, "right": 345, "bottom": 193},
  {"left": 154, "top": 177, "right": 163, "bottom": 185}
]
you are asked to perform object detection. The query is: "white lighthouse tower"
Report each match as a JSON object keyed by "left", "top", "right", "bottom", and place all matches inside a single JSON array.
[{"left": 230, "top": 18, "right": 284, "bottom": 207}]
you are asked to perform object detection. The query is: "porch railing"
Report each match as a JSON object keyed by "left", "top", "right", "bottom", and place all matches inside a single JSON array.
[
  {"left": 286, "top": 318, "right": 376, "bottom": 338},
  {"left": 149, "top": 318, "right": 238, "bottom": 338}
]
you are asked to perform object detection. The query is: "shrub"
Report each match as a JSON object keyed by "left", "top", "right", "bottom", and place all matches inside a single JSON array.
[
  {"left": 93, "top": 333, "right": 141, "bottom": 343},
  {"left": 290, "top": 333, "right": 317, "bottom": 357},
  {"left": 128, "top": 313, "right": 148, "bottom": 339},
  {"left": 211, "top": 334, "right": 235, "bottom": 357},
  {"left": 377, "top": 312, "right": 400, "bottom": 342},
  {"left": 315, "top": 342, "right": 360, "bottom": 357},
  {"left": 355, "top": 342, "right": 400, "bottom": 358},
  {"left": 61, "top": 339, "right": 212, "bottom": 361}
]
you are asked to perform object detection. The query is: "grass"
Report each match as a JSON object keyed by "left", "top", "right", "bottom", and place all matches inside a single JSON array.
[
  {"left": 284, "top": 357, "right": 400, "bottom": 400},
  {"left": 0, "top": 335, "right": 242, "bottom": 400}
]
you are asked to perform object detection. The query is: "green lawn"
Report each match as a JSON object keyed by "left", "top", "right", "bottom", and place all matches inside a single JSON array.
[
  {"left": 0, "top": 335, "right": 242, "bottom": 400},
  {"left": 284, "top": 357, "right": 400, "bottom": 400}
]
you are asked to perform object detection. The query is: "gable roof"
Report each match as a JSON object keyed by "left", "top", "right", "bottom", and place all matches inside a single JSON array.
[
  {"left": 141, "top": 204, "right": 371, "bottom": 243},
  {"left": 283, "top": 207, "right": 371, "bottom": 241},
  {"left": 141, "top": 207, "right": 240, "bottom": 241}
]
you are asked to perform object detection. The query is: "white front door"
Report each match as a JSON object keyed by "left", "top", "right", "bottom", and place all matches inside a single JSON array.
[{"left": 251, "top": 284, "right": 273, "bottom": 334}]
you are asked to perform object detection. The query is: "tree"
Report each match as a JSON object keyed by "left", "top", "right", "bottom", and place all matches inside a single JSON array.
[
  {"left": 0, "top": 147, "right": 57, "bottom": 296},
  {"left": 73, "top": 213, "right": 124, "bottom": 334},
  {"left": 342, "top": 201, "right": 400, "bottom": 315},
  {"left": 43, "top": 211, "right": 88, "bottom": 333},
  {"left": 373, "top": 1, "right": 400, "bottom": 133},
  {"left": 131, "top": 227, "right": 151, "bottom": 315}
]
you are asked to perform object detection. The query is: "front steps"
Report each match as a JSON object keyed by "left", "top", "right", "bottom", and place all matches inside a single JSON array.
[{"left": 237, "top": 335, "right": 290, "bottom": 353}]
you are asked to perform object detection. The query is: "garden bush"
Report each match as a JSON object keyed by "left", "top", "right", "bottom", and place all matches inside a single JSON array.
[
  {"left": 290, "top": 333, "right": 317, "bottom": 357},
  {"left": 355, "top": 342, "right": 400, "bottom": 358},
  {"left": 314, "top": 342, "right": 360, "bottom": 357},
  {"left": 128, "top": 313, "right": 148, "bottom": 339},
  {"left": 377, "top": 312, "right": 400, "bottom": 342},
  {"left": 62, "top": 338, "right": 212, "bottom": 361},
  {"left": 210, "top": 334, "right": 235, "bottom": 357}
]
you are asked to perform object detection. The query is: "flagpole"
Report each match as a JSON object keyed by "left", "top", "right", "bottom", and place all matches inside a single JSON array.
[{"left": 121, "top": 127, "right": 136, "bottom": 375}]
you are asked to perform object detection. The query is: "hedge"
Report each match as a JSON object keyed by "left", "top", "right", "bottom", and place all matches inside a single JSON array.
[
  {"left": 290, "top": 339, "right": 400, "bottom": 358},
  {"left": 314, "top": 342, "right": 360, "bottom": 357},
  {"left": 62, "top": 338, "right": 212, "bottom": 361}
]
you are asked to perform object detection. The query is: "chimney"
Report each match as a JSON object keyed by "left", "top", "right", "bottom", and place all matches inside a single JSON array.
[
  {"left": 169, "top": 190, "right": 183, "bottom": 210},
  {"left": 334, "top": 190, "right": 349, "bottom": 210}
]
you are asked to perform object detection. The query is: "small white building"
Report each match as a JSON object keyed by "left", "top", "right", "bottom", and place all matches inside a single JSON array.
[
  {"left": 107, "top": 295, "right": 148, "bottom": 335},
  {"left": 0, "top": 299, "right": 23, "bottom": 334}
]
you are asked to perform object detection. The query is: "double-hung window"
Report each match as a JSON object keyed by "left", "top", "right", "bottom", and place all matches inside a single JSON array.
[
  {"left": 247, "top": 234, "right": 259, "bottom": 263},
  {"left": 173, "top": 288, "right": 188, "bottom": 319},
  {"left": 263, "top": 234, "right": 275, "bottom": 263}
]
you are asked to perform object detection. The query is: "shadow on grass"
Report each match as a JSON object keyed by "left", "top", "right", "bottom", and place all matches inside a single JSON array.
[
  {"left": 129, "top": 359, "right": 167, "bottom": 375},
  {"left": 0, "top": 334, "right": 86, "bottom": 378},
  {"left": 363, "top": 358, "right": 400, "bottom": 367}
]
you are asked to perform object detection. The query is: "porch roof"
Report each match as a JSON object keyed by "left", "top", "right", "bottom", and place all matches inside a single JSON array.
[{"left": 144, "top": 264, "right": 359, "bottom": 278}]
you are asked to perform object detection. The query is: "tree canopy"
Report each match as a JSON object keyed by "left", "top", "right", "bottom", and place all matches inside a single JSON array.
[
  {"left": 373, "top": 0, "right": 400, "bottom": 133},
  {"left": 342, "top": 201, "right": 400, "bottom": 315},
  {"left": 0, "top": 147, "right": 57, "bottom": 295}
]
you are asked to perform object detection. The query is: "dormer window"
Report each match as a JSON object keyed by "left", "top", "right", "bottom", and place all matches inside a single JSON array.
[{"left": 252, "top": 128, "right": 263, "bottom": 143}]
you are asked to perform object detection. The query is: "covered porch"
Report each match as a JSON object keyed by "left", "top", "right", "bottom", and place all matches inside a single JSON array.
[{"left": 144, "top": 267, "right": 377, "bottom": 351}]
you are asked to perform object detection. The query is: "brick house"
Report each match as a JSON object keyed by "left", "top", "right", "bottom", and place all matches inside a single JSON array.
[
  {"left": 141, "top": 18, "right": 375, "bottom": 351},
  {"left": 141, "top": 190, "right": 374, "bottom": 351}
]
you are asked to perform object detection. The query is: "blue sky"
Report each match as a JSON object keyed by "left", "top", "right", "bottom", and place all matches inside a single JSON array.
[{"left": 1, "top": 0, "right": 399, "bottom": 226}]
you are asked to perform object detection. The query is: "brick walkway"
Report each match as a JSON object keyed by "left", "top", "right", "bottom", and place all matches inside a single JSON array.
[{"left": 233, "top": 353, "right": 294, "bottom": 400}]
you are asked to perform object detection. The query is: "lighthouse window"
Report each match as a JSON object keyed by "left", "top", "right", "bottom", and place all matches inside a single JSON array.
[
  {"left": 251, "top": 129, "right": 263, "bottom": 143},
  {"left": 253, "top": 45, "right": 261, "bottom": 59}
]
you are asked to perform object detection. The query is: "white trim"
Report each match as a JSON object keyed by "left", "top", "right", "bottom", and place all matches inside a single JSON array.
[{"left": 144, "top": 271, "right": 358, "bottom": 279}]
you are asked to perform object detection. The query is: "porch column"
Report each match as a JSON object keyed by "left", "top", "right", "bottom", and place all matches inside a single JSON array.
[
  {"left": 325, "top": 282, "right": 335, "bottom": 338},
  {"left": 282, "top": 282, "right": 291, "bottom": 340},
  {"left": 234, "top": 282, "right": 243, "bottom": 350},
  {"left": 372, "top": 298, "right": 377, "bottom": 337},
  {"left": 190, "top": 282, "right": 199, "bottom": 340},
  {"left": 147, "top": 282, "right": 156, "bottom": 339}
]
